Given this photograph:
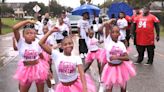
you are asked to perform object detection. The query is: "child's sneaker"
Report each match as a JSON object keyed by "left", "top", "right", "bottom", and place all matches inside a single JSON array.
[
  {"left": 98, "top": 82, "right": 105, "bottom": 92},
  {"left": 80, "top": 53, "right": 84, "bottom": 58},
  {"left": 48, "top": 87, "right": 55, "bottom": 92}
]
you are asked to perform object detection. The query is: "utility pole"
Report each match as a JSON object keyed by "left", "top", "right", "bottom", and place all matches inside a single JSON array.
[{"left": 48, "top": 0, "right": 51, "bottom": 14}]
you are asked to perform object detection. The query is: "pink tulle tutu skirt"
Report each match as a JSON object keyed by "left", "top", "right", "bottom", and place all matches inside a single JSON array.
[
  {"left": 54, "top": 74, "right": 96, "bottom": 92},
  {"left": 13, "top": 59, "right": 49, "bottom": 85},
  {"left": 42, "top": 51, "right": 51, "bottom": 63},
  {"left": 85, "top": 49, "right": 107, "bottom": 64},
  {"left": 101, "top": 61, "right": 136, "bottom": 89}
]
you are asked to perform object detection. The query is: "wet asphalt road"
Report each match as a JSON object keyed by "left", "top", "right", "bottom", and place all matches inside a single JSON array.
[{"left": 0, "top": 33, "right": 164, "bottom": 92}]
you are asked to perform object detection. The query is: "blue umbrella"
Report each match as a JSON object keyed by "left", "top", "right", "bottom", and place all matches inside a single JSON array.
[
  {"left": 71, "top": 4, "right": 100, "bottom": 16},
  {"left": 107, "top": 2, "right": 133, "bottom": 18}
]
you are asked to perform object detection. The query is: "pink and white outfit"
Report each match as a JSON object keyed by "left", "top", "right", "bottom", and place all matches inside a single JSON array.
[
  {"left": 51, "top": 50, "right": 96, "bottom": 92},
  {"left": 85, "top": 37, "right": 106, "bottom": 64},
  {"left": 13, "top": 37, "right": 49, "bottom": 85},
  {"left": 101, "top": 40, "right": 136, "bottom": 89},
  {"left": 37, "top": 35, "right": 54, "bottom": 63}
]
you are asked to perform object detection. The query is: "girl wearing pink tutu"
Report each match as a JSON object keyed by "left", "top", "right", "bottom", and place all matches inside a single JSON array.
[
  {"left": 84, "top": 30, "right": 105, "bottom": 76},
  {"left": 37, "top": 25, "right": 55, "bottom": 92},
  {"left": 101, "top": 26, "right": 136, "bottom": 92},
  {"left": 39, "top": 28, "right": 96, "bottom": 92},
  {"left": 12, "top": 20, "right": 49, "bottom": 92}
]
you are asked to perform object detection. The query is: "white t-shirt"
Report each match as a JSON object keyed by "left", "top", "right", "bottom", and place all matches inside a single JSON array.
[
  {"left": 17, "top": 37, "right": 42, "bottom": 62},
  {"left": 51, "top": 50, "right": 82, "bottom": 83},
  {"left": 104, "top": 34, "right": 125, "bottom": 49},
  {"left": 54, "top": 23, "right": 69, "bottom": 40},
  {"left": 117, "top": 18, "right": 128, "bottom": 40},
  {"left": 106, "top": 40, "right": 127, "bottom": 62},
  {"left": 36, "top": 34, "right": 55, "bottom": 46},
  {"left": 87, "top": 37, "right": 99, "bottom": 51},
  {"left": 77, "top": 19, "right": 90, "bottom": 39},
  {"left": 35, "top": 21, "right": 44, "bottom": 35},
  {"left": 63, "top": 17, "right": 71, "bottom": 27},
  {"left": 41, "top": 19, "right": 53, "bottom": 30}
]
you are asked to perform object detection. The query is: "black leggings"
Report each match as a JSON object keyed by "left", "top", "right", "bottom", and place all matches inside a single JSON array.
[
  {"left": 136, "top": 45, "right": 155, "bottom": 64},
  {"left": 79, "top": 39, "right": 88, "bottom": 54}
]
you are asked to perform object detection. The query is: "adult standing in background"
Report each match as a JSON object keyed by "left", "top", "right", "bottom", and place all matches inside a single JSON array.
[
  {"left": 132, "top": 7, "right": 160, "bottom": 65},
  {"left": 117, "top": 12, "right": 128, "bottom": 47},
  {"left": 77, "top": 12, "right": 90, "bottom": 58},
  {"left": 35, "top": 14, "right": 44, "bottom": 35},
  {"left": 92, "top": 14, "right": 103, "bottom": 40},
  {"left": 42, "top": 13, "right": 53, "bottom": 31},
  {"left": 131, "top": 7, "right": 142, "bottom": 46},
  {"left": 125, "top": 15, "right": 132, "bottom": 47},
  {"left": 61, "top": 11, "right": 71, "bottom": 33}
]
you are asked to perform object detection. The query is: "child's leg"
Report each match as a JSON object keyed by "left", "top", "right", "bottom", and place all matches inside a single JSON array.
[
  {"left": 36, "top": 80, "right": 45, "bottom": 92},
  {"left": 106, "top": 86, "right": 113, "bottom": 92},
  {"left": 97, "top": 62, "right": 101, "bottom": 76},
  {"left": 84, "top": 62, "right": 93, "bottom": 72},
  {"left": 121, "top": 83, "right": 127, "bottom": 92},
  {"left": 46, "top": 79, "right": 51, "bottom": 88},
  {"left": 19, "top": 81, "right": 31, "bottom": 92},
  {"left": 47, "top": 60, "right": 55, "bottom": 88}
]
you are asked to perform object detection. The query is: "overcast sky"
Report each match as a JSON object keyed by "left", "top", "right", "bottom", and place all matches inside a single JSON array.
[{"left": 5, "top": 0, "right": 105, "bottom": 8}]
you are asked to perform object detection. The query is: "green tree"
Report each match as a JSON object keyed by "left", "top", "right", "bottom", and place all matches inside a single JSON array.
[
  {"left": 80, "top": 0, "right": 85, "bottom": 5},
  {"left": 0, "top": 0, "right": 6, "bottom": 34},
  {"left": 49, "top": 0, "right": 65, "bottom": 16},
  {"left": 1, "top": 4, "right": 14, "bottom": 16}
]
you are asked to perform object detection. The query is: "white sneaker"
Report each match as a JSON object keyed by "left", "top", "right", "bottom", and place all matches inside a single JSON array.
[
  {"left": 80, "top": 53, "right": 84, "bottom": 58},
  {"left": 98, "top": 83, "right": 105, "bottom": 92},
  {"left": 48, "top": 88, "right": 55, "bottom": 92},
  {"left": 50, "top": 78, "right": 56, "bottom": 85},
  {"left": 84, "top": 53, "right": 87, "bottom": 57}
]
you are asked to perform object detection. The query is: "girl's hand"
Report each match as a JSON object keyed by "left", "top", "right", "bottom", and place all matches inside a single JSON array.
[
  {"left": 110, "top": 55, "right": 118, "bottom": 61},
  {"left": 50, "top": 27, "right": 59, "bottom": 33},
  {"left": 83, "top": 87, "right": 88, "bottom": 92}
]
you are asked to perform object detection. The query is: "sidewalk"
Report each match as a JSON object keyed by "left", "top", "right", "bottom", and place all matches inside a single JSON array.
[{"left": 0, "top": 33, "right": 18, "bottom": 69}]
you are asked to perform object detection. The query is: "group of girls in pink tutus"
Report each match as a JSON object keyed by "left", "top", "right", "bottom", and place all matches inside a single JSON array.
[{"left": 12, "top": 12, "right": 136, "bottom": 92}]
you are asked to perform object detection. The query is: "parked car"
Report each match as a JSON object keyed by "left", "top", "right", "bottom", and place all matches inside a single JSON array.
[
  {"left": 23, "top": 16, "right": 34, "bottom": 19},
  {"left": 67, "top": 14, "right": 82, "bottom": 33}
]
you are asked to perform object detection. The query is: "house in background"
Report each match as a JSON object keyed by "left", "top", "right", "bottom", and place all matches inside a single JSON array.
[{"left": 5, "top": 3, "right": 27, "bottom": 18}]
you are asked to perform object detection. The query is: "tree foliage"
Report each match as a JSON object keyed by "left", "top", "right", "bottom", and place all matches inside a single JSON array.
[
  {"left": 80, "top": 0, "right": 85, "bottom": 5},
  {"left": 1, "top": 4, "right": 14, "bottom": 16}
]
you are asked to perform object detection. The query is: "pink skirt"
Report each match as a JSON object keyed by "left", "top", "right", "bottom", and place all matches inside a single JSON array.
[
  {"left": 54, "top": 74, "right": 96, "bottom": 92},
  {"left": 13, "top": 59, "right": 49, "bottom": 85},
  {"left": 85, "top": 49, "right": 107, "bottom": 64},
  {"left": 101, "top": 61, "right": 136, "bottom": 89},
  {"left": 42, "top": 51, "right": 51, "bottom": 63}
]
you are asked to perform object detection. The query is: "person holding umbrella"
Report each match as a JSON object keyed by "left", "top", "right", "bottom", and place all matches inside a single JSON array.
[{"left": 77, "top": 12, "right": 91, "bottom": 58}]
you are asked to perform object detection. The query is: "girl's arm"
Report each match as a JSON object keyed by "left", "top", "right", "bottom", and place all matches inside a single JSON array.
[
  {"left": 52, "top": 43, "right": 61, "bottom": 49},
  {"left": 12, "top": 37, "right": 18, "bottom": 51},
  {"left": 12, "top": 20, "right": 36, "bottom": 42},
  {"left": 110, "top": 53, "right": 129, "bottom": 61},
  {"left": 39, "top": 28, "right": 58, "bottom": 55},
  {"left": 77, "top": 64, "right": 88, "bottom": 92}
]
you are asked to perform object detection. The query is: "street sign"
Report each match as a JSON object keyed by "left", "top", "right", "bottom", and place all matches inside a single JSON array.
[{"left": 33, "top": 5, "right": 41, "bottom": 13}]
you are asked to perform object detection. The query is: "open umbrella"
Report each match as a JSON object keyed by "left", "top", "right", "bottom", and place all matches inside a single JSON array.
[
  {"left": 107, "top": 2, "right": 133, "bottom": 18},
  {"left": 71, "top": 4, "right": 100, "bottom": 16}
]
